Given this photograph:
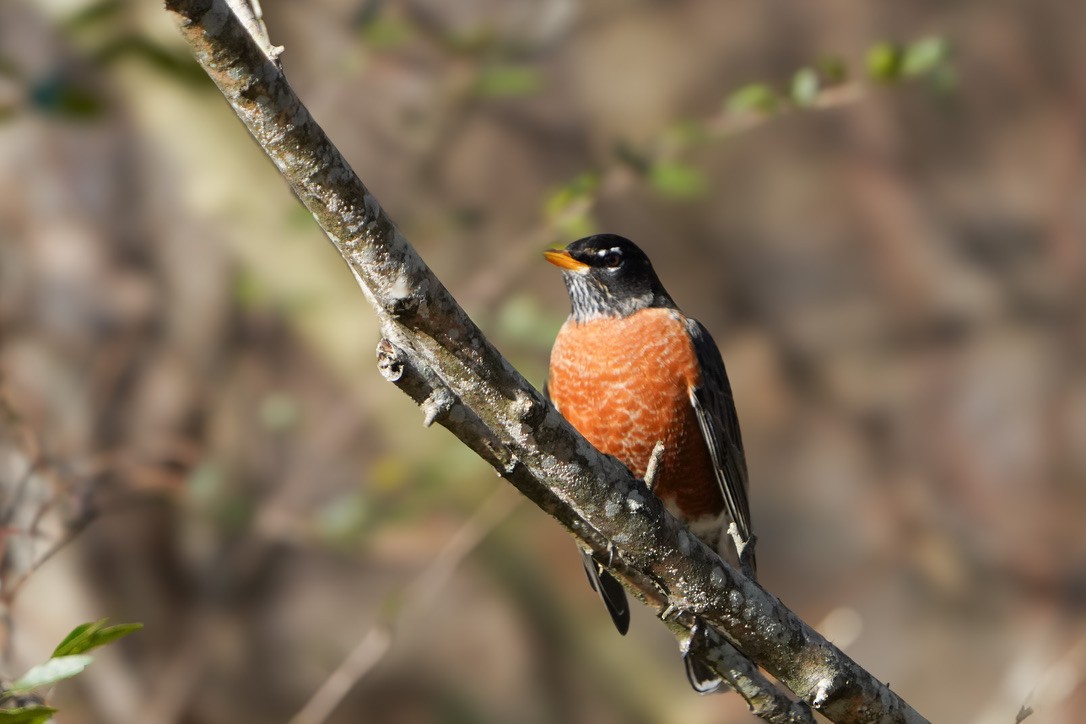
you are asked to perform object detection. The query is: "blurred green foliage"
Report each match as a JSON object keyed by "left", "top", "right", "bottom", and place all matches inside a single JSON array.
[
  {"left": 496, "top": 294, "right": 563, "bottom": 349},
  {"left": 539, "top": 33, "right": 954, "bottom": 226},
  {"left": 649, "top": 161, "right": 709, "bottom": 200},
  {"left": 726, "top": 83, "right": 780, "bottom": 115},
  {"left": 474, "top": 64, "right": 544, "bottom": 98},
  {"left": 1, "top": 0, "right": 212, "bottom": 123},
  {"left": 359, "top": 15, "right": 414, "bottom": 51},
  {"left": 185, "top": 460, "right": 254, "bottom": 531},
  {"left": 316, "top": 492, "right": 374, "bottom": 545},
  {"left": 259, "top": 392, "right": 302, "bottom": 434},
  {"left": 867, "top": 36, "right": 952, "bottom": 85},
  {"left": 790, "top": 67, "right": 821, "bottom": 107},
  {"left": 28, "top": 73, "right": 106, "bottom": 120},
  {"left": 901, "top": 36, "right": 950, "bottom": 77},
  {"left": 866, "top": 41, "right": 903, "bottom": 82},
  {"left": 544, "top": 172, "right": 600, "bottom": 240},
  {"left": 94, "top": 36, "right": 210, "bottom": 87},
  {"left": 61, "top": 0, "right": 123, "bottom": 31}
]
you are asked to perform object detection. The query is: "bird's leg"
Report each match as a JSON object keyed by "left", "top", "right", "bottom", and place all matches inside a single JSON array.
[
  {"left": 659, "top": 602, "right": 678, "bottom": 621},
  {"left": 643, "top": 440, "right": 666, "bottom": 492},
  {"left": 727, "top": 522, "right": 758, "bottom": 579},
  {"left": 683, "top": 617, "right": 706, "bottom": 655}
]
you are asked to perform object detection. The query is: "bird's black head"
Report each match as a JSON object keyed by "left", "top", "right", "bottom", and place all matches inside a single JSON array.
[{"left": 544, "top": 234, "right": 675, "bottom": 321}]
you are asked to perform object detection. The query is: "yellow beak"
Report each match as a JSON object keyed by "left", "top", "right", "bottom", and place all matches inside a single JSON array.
[{"left": 543, "top": 249, "right": 589, "bottom": 272}]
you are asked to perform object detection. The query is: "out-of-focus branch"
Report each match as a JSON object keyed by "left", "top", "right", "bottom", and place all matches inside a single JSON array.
[
  {"left": 0, "top": 394, "right": 95, "bottom": 614},
  {"left": 164, "top": 2, "right": 929, "bottom": 722},
  {"left": 461, "top": 80, "right": 868, "bottom": 309},
  {"left": 289, "top": 487, "right": 519, "bottom": 724}
]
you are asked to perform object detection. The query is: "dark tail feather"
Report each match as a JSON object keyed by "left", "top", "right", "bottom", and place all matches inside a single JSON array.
[
  {"left": 683, "top": 651, "right": 726, "bottom": 695},
  {"left": 580, "top": 549, "right": 630, "bottom": 635}
]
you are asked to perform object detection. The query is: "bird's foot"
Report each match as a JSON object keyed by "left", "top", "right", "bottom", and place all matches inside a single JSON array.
[{"left": 727, "top": 522, "right": 758, "bottom": 579}]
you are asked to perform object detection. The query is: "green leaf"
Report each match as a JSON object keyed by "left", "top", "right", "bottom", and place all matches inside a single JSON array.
[
  {"left": 9, "top": 656, "right": 93, "bottom": 692},
  {"left": 726, "top": 83, "right": 778, "bottom": 115},
  {"left": 902, "top": 36, "right": 949, "bottom": 77},
  {"left": 0, "top": 706, "right": 58, "bottom": 724},
  {"left": 73, "top": 621, "right": 142, "bottom": 654},
  {"left": 790, "top": 67, "right": 820, "bottom": 106},
  {"left": 474, "top": 65, "right": 542, "bottom": 98},
  {"left": 649, "top": 162, "right": 708, "bottom": 200},
  {"left": 51, "top": 621, "right": 96, "bottom": 658},
  {"left": 53, "top": 619, "right": 143, "bottom": 657},
  {"left": 866, "top": 42, "right": 903, "bottom": 82}
]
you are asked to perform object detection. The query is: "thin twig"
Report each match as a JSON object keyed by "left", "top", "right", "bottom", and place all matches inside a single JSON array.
[
  {"left": 289, "top": 487, "right": 519, "bottom": 724},
  {"left": 459, "top": 83, "right": 869, "bottom": 309},
  {"left": 289, "top": 628, "right": 392, "bottom": 724},
  {"left": 0, "top": 394, "right": 97, "bottom": 606}
]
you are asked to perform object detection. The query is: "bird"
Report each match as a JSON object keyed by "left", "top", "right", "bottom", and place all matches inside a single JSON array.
[{"left": 544, "top": 233, "right": 755, "bottom": 694}]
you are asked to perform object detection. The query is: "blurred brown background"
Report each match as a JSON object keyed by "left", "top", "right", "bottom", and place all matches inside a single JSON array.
[{"left": 1, "top": 0, "right": 1085, "bottom": 722}]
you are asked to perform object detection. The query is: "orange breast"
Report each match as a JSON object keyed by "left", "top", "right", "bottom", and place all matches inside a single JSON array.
[{"left": 547, "top": 308, "right": 723, "bottom": 521}]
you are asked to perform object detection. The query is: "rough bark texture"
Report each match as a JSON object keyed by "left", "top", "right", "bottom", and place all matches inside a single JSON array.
[{"left": 165, "top": 1, "right": 929, "bottom": 722}]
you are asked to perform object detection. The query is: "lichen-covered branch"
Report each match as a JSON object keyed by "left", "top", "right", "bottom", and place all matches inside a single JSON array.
[{"left": 164, "top": 2, "right": 929, "bottom": 722}]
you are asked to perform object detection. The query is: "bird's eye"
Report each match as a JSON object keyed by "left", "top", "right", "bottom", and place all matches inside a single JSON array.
[{"left": 599, "top": 249, "right": 623, "bottom": 268}]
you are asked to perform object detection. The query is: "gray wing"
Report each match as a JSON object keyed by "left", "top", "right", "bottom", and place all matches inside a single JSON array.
[{"left": 684, "top": 318, "right": 755, "bottom": 568}]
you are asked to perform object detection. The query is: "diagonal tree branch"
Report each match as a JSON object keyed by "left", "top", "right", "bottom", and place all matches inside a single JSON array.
[
  {"left": 376, "top": 337, "right": 813, "bottom": 724},
  {"left": 163, "top": 2, "right": 929, "bottom": 722}
]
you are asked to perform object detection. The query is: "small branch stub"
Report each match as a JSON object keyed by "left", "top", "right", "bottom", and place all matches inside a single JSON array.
[
  {"left": 422, "top": 388, "right": 456, "bottom": 428},
  {"left": 376, "top": 338, "right": 404, "bottom": 383},
  {"left": 377, "top": 338, "right": 457, "bottom": 426},
  {"left": 510, "top": 389, "right": 546, "bottom": 428},
  {"left": 644, "top": 440, "right": 666, "bottom": 491}
]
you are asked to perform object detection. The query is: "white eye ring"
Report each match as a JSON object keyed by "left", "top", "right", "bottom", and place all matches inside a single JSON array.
[{"left": 598, "top": 248, "right": 622, "bottom": 268}]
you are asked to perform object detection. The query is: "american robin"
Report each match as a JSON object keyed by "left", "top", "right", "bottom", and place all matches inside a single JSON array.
[{"left": 544, "top": 233, "right": 755, "bottom": 694}]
